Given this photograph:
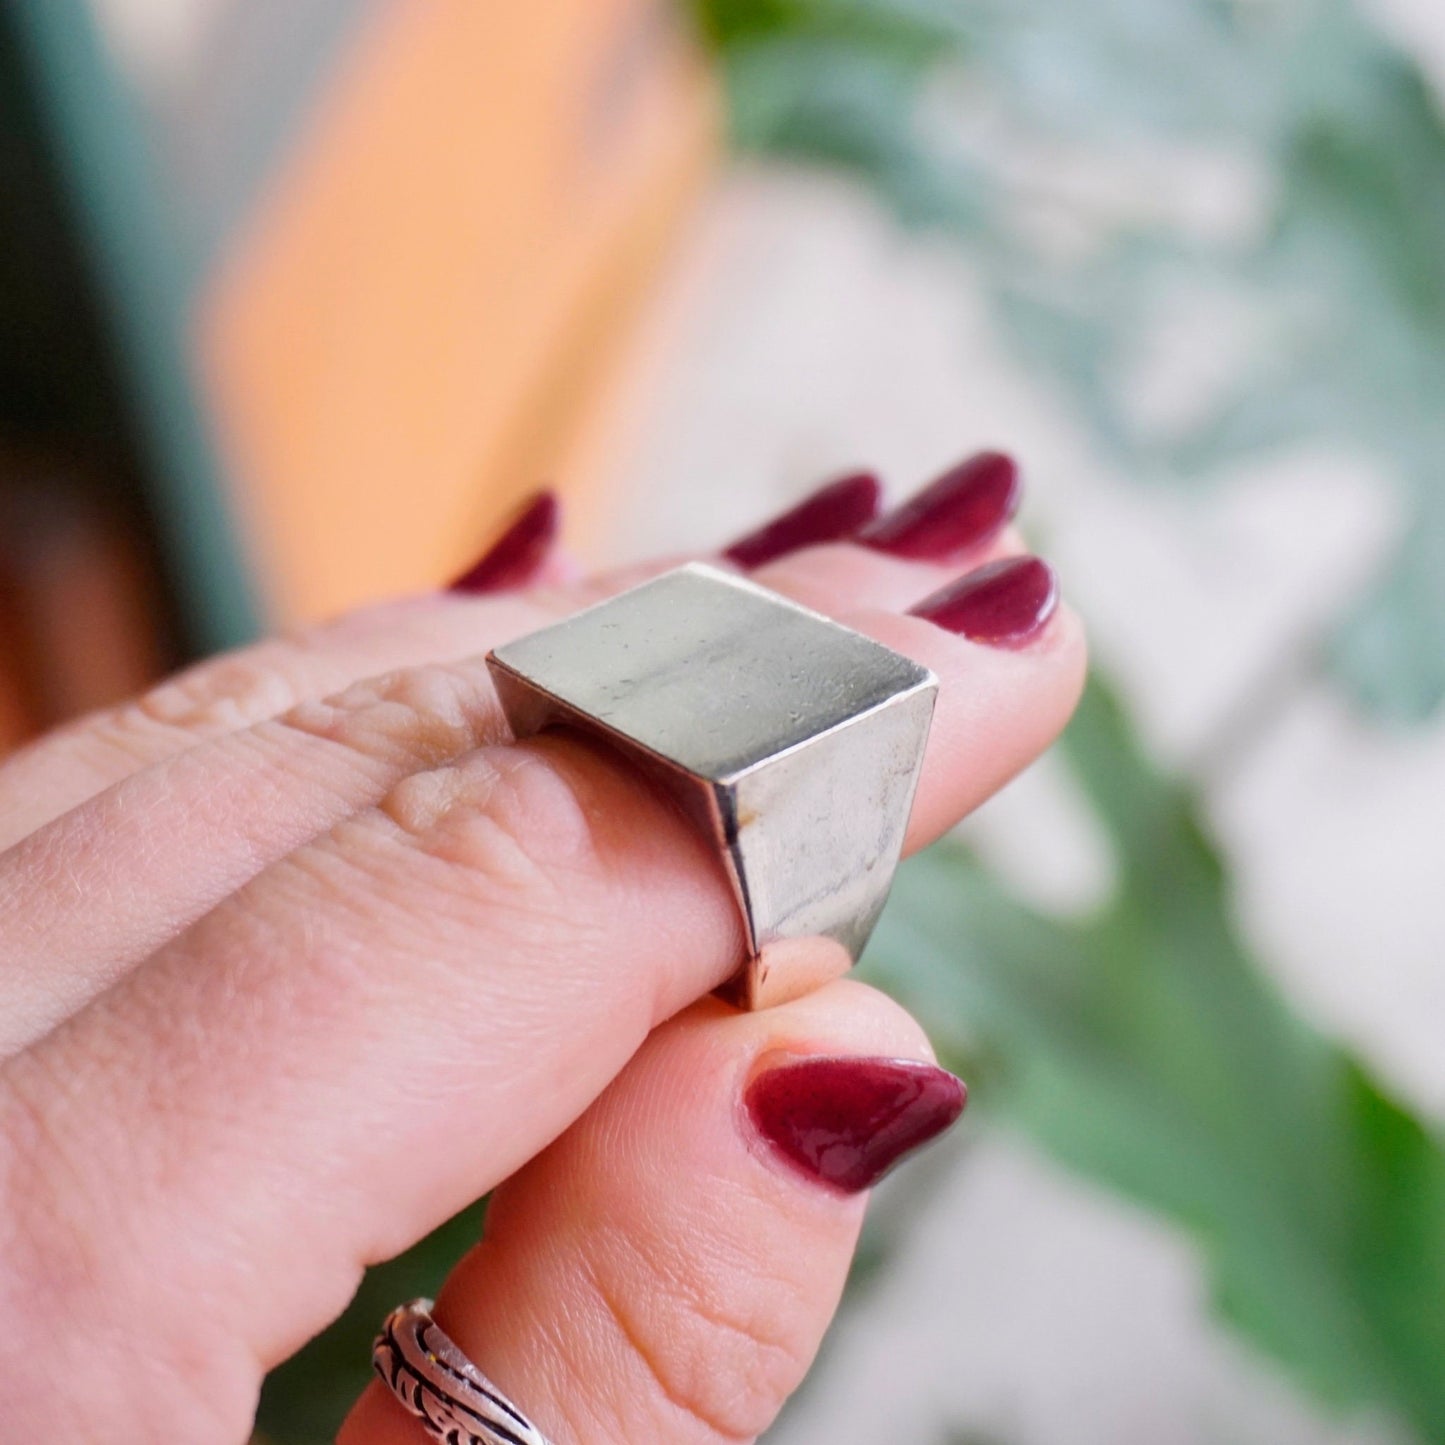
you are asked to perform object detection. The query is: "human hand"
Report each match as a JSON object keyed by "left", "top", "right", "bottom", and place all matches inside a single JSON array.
[{"left": 0, "top": 454, "right": 1084, "bottom": 1443}]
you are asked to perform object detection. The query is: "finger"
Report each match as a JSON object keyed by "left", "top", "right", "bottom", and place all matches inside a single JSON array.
[
  {"left": 0, "top": 662, "right": 508, "bottom": 1055},
  {"left": 0, "top": 464, "right": 1024, "bottom": 1050},
  {"left": 747, "top": 449, "right": 1024, "bottom": 618},
  {"left": 0, "top": 573, "right": 703, "bottom": 1054},
  {"left": 0, "top": 450, "right": 1014, "bottom": 846},
  {"left": 0, "top": 488, "right": 568, "bottom": 848},
  {"left": 0, "top": 588, "right": 1081, "bottom": 1441},
  {"left": 341, "top": 980, "right": 962, "bottom": 1445}
]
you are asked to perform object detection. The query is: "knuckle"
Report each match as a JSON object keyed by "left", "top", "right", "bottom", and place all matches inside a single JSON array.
[
  {"left": 275, "top": 663, "right": 500, "bottom": 777},
  {"left": 308, "top": 740, "right": 631, "bottom": 997},
  {"left": 66, "top": 647, "right": 307, "bottom": 783},
  {"left": 132, "top": 648, "right": 304, "bottom": 736},
  {"left": 380, "top": 744, "right": 602, "bottom": 898}
]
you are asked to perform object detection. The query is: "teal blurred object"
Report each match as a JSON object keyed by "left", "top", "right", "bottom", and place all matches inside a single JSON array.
[{"left": 2, "top": 0, "right": 259, "bottom": 654}]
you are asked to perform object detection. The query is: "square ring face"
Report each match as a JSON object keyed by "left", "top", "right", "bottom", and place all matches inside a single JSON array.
[
  {"left": 487, "top": 563, "right": 934, "bottom": 782},
  {"left": 486, "top": 563, "right": 937, "bottom": 975}
]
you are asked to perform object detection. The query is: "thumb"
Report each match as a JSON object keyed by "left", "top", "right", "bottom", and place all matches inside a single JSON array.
[{"left": 341, "top": 979, "right": 965, "bottom": 1444}]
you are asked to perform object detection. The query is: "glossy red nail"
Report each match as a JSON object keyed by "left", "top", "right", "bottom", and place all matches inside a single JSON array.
[
  {"left": 448, "top": 491, "right": 559, "bottom": 595},
  {"left": 909, "top": 555, "right": 1058, "bottom": 647},
  {"left": 723, "top": 471, "right": 884, "bottom": 569},
  {"left": 861, "top": 450, "right": 1020, "bottom": 561},
  {"left": 746, "top": 1056, "right": 966, "bottom": 1194}
]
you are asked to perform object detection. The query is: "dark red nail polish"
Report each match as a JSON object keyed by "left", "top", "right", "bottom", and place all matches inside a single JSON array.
[
  {"left": 448, "top": 491, "right": 560, "bottom": 595},
  {"left": 910, "top": 555, "right": 1058, "bottom": 647},
  {"left": 723, "top": 471, "right": 884, "bottom": 570},
  {"left": 861, "top": 451, "right": 1020, "bottom": 561},
  {"left": 746, "top": 1056, "right": 966, "bottom": 1194}
]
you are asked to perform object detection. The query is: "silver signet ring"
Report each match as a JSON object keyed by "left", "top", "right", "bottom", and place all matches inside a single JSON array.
[{"left": 485, "top": 563, "right": 936, "bottom": 1010}]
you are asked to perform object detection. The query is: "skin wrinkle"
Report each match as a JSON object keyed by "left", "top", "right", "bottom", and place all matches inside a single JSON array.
[
  {"left": 273, "top": 660, "right": 507, "bottom": 772},
  {"left": 0, "top": 1054, "right": 244, "bottom": 1444},
  {"left": 586, "top": 1046, "right": 817, "bottom": 1341},
  {"left": 352, "top": 738, "right": 737, "bottom": 996},
  {"left": 362, "top": 761, "right": 602, "bottom": 956},
  {"left": 77, "top": 710, "right": 187, "bottom": 777},
  {"left": 134, "top": 656, "right": 300, "bottom": 734},
  {"left": 129, "top": 611, "right": 393, "bottom": 736},
  {"left": 0, "top": 1055, "right": 102, "bottom": 1297},
  {"left": 598, "top": 1216, "right": 811, "bottom": 1415},
  {"left": 576, "top": 1247, "right": 759, "bottom": 1445},
  {"left": 467, "top": 1013, "right": 841, "bottom": 1445},
  {"left": 0, "top": 617, "right": 456, "bottom": 849}
]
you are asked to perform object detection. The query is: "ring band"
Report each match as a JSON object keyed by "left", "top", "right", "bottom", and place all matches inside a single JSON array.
[
  {"left": 487, "top": 563, "right": 936, "bottom": 1010},
  {"left": 373, "top": 1299, "right": 555, "bottom": 1445}
]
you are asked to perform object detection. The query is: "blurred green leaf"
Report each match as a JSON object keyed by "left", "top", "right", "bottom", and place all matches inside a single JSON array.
[
  {"left": 690, "top": 0, "right": 971, "bottom": 55},
  {"left": 696, "top": 0, "right": 1445, "bottom": 718},
  {"left": 861, "top": 679, "right": 1445, "bottom": 1439}
]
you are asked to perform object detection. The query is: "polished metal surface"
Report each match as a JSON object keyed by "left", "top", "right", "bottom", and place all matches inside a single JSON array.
[
  {"left": 487, "top": 563, "right": 936, "bottom": 1008},
  {"left": 373, "top": 1299, "right": 554, "bottom": 1445}
]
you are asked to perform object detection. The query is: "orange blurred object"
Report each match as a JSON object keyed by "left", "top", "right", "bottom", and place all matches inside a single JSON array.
[{"left": 201, "top": 0, "right": 717, "bottom": 625}]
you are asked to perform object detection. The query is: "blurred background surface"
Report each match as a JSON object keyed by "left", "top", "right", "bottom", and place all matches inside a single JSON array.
[{"left": 2, "top": 1, "right": 1443, "bottom": 1442}]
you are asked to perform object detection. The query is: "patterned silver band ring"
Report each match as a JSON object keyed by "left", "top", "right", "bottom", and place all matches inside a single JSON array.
[{"left": 372, "top": 1299, "right": 555, "bottom": 1445}]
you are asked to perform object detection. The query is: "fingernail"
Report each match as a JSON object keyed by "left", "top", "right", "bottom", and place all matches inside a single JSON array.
[
  {"left": 860, "top": 450, "right": 1020, "bottom": 561},
  {"left": 723, "top": 471, "right": 884, "bottom": 570},
  {"left": 448, "top": 491, "right": 560, "bottom": 595},
  {"left": 910, "top": 555, "right": 1058, "bottom": 647},
  {"left": 745, "top": 1055, "right": 966, "bottom": 1194}
]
